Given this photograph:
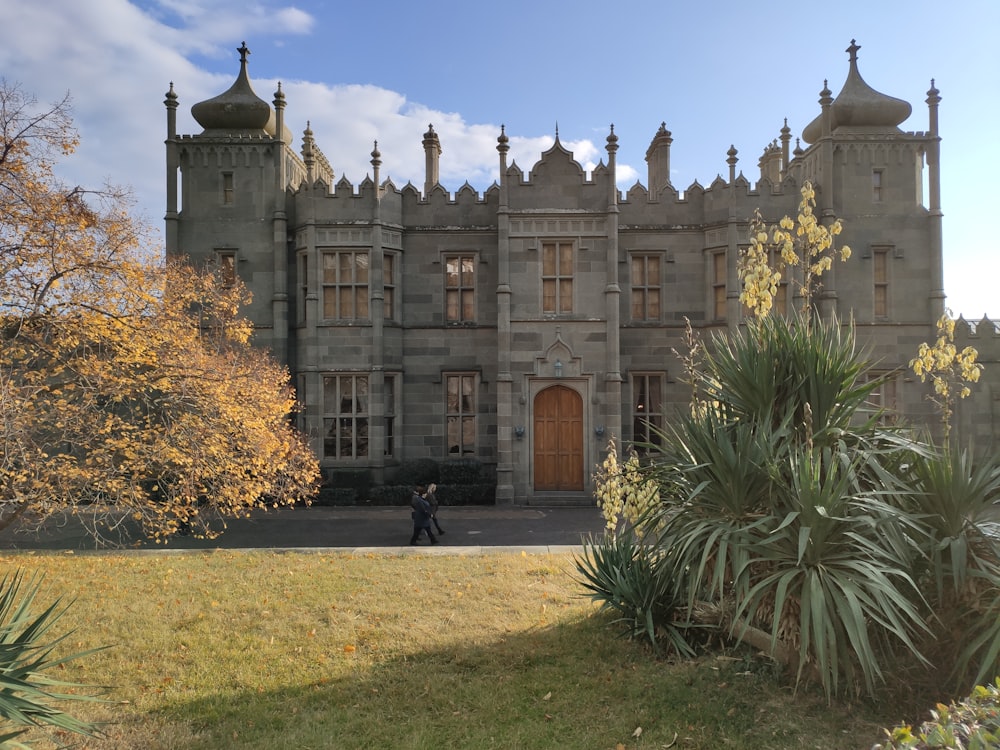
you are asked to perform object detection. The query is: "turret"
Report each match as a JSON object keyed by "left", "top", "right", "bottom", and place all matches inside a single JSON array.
[
  {"left": 644, "top": 123, "right": 673, "bottom": 195},
  {"left": 423, "top": 124, "right": 441, "bottom": 195}
]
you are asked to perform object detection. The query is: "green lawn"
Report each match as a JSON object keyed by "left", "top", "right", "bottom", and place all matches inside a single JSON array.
[{"left": 2, "top": 550, "right": 897, "bottom": 749}]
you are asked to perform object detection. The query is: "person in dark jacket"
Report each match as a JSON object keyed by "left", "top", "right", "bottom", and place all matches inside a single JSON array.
[
  {"left": 425, "top": 483, "right": 444, "bottom": 535},
  {"left": 409, "top": 485, "right": 438, "bottom": 545}
]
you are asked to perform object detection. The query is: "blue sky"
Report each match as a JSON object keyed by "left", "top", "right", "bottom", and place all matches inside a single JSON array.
[{"left": 2, "top": 0, "right": 997, "bottom": 317}]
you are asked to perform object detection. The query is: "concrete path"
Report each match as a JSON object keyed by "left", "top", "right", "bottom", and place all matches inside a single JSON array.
[{"left": 0, "top": 505, "right": 607, "bottom": 554}]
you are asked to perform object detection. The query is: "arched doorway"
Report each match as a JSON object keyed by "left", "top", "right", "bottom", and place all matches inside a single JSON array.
[{"left": 533, "top": 385, "right": 583, "bottom": 491}]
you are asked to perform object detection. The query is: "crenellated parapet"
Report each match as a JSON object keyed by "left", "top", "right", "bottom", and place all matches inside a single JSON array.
[{"left": 955, "top": 316, "right": 1000, "bottom": 342}]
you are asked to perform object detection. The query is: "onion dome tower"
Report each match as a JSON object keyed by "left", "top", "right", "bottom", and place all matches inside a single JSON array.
[
  {"left": 802, "top": 40, "right": 911, "bottom": 143},
  {"left": 190, "top": 41, "right": 289, "bottom": 139}
]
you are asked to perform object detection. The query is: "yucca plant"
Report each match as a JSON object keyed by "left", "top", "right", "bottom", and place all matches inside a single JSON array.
[
  {"left": 644, "top": 410, "right": 788, "bottom": 610},
  {"left": 636, "top": 314, "right": 933, "bottom": 698},
  {"left": 574, "top": 531, "right": 695, "bottom": 656},
  {"left": 733, "top": 447, "right": 930, "bottom": 699},
  {"left": 0, "top": 569, "right": 106, "bottom": 748},
  {"left": 900, "top": 444, "right": 1000, "bottom": 690}
]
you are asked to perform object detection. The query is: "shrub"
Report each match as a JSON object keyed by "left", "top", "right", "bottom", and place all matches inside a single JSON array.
[
  {"left": 366, "top": 485, "right": 413, "bottom": 506},
  {"left": 387, "top": 459, "right": 439, "bottom": 488},
  {"left": 611, "top": 314, "right": 946, "bottom": 699},
  {"left": 874, "top": 679, "right": 1000, "bottom": 749},
  {"left": 575, "top": 531, "right": 695, "bottom": 656},
  {"left": 434, "top": 483, "right": 495, "bottom": 506},
  {"left": 313, "top": 487, "right": 357, "bottom": 506},
  {"left": 323, "top": 468, "right": 372, "bottom": 497},
  {"left": 0, "top": 570, "right": 106, "bottom": 746},
  {"left": 439, "top": 459, "right": 485, "bottom": 485}
]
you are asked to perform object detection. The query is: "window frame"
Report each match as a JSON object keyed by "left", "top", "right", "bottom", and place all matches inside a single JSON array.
[
  {"left": 322, "top": 374, "right": 370, "bottom": 460},
  {"left": 631, "top": 372, "right": 666, "bottom": 452},
  {"left": 321, "top": 249, "right": 370, "bottom": 322},
  {"left": 872, "top": 169, "right": 884, "bottom": 203},
  {"left": 383, "top": 252, "right": 396, "bottom": 321},
  {"left": 383, "top": 374, "right": 397, "bottom": 458},
  {"left": 866, "top": 370, "right": 899, "bottom": 425},
  {"left": 297, "top": 251, "right": 309, "bottom": 324},
  {"left": 222, "top": 172, "right": 234, "bottom": 206},
  {"left": 445, "top": 372, "right": 478, "bottom": 457},
  {"left": 873, "top": 246, "right": 892, "bottom": 319},
  {"left": 215, "top": 248, "right": 237, "bottom": 288},
  {"left": 445, "top": 254, "right": 477, "bottom": 323},
  {"left": 542, "top": 241, "right": 574, "bottom": 315},
  {"left": 630, "top": 252, "right": 663, "bottom": 322},
  {"left": 712, "top": 251, "right": 727, "bottom": 321}
]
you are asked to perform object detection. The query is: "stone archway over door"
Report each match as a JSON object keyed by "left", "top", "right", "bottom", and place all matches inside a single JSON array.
[{"left": 533, "top": 385, "right": 584, "bottom": 491}]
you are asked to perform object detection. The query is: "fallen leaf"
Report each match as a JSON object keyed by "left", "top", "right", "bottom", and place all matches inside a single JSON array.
[
  {"left": 542, "top": 692, "right": 551, "bottom": 701},
  {"left": 343, "top": 644, "right": 356, "bottom": 653},
  {"left": 633, "top": 726, "right": 643, "bottom": 738}
]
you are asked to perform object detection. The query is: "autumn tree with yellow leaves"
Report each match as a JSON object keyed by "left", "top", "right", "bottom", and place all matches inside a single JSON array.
[{"left": 1, "top": 82, "right": 319, "bottom": 543}]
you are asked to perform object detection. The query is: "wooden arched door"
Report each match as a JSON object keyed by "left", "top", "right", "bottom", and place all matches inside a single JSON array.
[{"left": 533, "top": 385, "right": 584, "bottom": 491}]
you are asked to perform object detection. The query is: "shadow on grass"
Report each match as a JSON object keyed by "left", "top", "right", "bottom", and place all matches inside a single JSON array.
[{"left": 139, "top": 614, "right": 887, "bottom": 750}]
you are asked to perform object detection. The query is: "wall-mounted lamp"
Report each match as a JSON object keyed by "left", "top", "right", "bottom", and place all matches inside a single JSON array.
[
  {"left": 594, "top": 425, "right": 605, "bottom": 438},
  {"left": 554, "top": 359, "right": 563, "bottom": 378},
  {"left": 514, "top": 425, "right": 525, "bottom": 440}
]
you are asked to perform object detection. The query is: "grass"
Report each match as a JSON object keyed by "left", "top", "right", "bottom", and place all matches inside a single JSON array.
[{"left": 0, "top": 549, "right": 898, "bottom": 749}]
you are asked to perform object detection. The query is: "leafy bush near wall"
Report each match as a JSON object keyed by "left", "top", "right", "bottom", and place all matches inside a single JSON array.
[
  {"left": 440, "top": 459, "right": 486, "bottom": 485},
  {"left": 386, "top": 459, "right": 439, "bottom": 487},
  {"left": 313, "top": 487, "right": 357, "bottom": 506},
  {"left": 366, "top": 485, "right": 413, "bottom": 506},
  {"left": 313, "top": 460, "right": 496, "bottom": 506},
  {"left": 322, "top": 468, "right": 371, "bottom": 497},
  {"left": 435, "top": 483, "right": 495, "bottom": 506},
  {"left": 364, "top": 483, "right": 495, "bottom": 506}
]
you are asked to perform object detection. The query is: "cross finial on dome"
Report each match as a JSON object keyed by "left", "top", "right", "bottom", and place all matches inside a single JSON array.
[
  {"left": 847, "top": 39, "right": 860, "bottom": 62},
  {"left": 238, "top": 42, "right": 250, "bottom": 63}
]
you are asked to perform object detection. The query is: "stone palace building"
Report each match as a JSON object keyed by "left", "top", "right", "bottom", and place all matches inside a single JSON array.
[{"left": 164, "top": 41, "right": 999, "bottom": 504}]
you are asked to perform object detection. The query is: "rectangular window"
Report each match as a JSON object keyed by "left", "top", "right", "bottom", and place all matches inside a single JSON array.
[
  {"left": 383, "top": 253, "right": 395, "bottom": 320},
  {"left": 866, "top": 371, "right": 898, "bottom": 425},
  {"left": 874, "top": 247, "right": 890, "bottom": 318},
  {"left": 298, "top": 252, "right": 308, "bottom": 322},
  {"left": 712, "top": 252, "right": 727, "bottom": 321},
  {"left": 872, "top": 169, "right": 883, "bottom": 202},
  {"left": 445, "top": 255, "right": 476, "bottom": 322},
  {"left": 384, "top": 375, "right": 396, "bottom": 458},
  {"left": 632, "top": 373, "right": 665, "bottom": 451},
  {"left": 296, "top": 374, "right": 307, "bottom": 434},
  {"left": 222, "top": 172, "right": 234, "bottom": 205},
  {"left": 216, "top": 249, "right": 237, "bottom": 288},
  {"left": 322, "top": 251, "right": 369, "bottom": 320},
  {"left": 631, "top": 254, "right": 662, "bottom": 321},
  {"left": 446, "top": 374, "right": 477, "bottom": 456},
  {"left": 323, "top": 375, "right": 369, "bottom": 459},
  {"left": 542, "top": 241, "right": 573, "bottom": 314}
]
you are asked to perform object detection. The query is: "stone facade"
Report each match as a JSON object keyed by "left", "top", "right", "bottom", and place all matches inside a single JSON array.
[{"left": 164, "top": 41, "right": 1000, "bottom": 505}]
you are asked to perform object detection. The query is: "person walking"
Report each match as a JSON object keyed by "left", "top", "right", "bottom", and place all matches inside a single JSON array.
[
  {"left": 425, "top": 483, "right": 444, "bottom": 536},
  {"left": 409, "top": 485, "right": 438, "bottom": 545}
]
